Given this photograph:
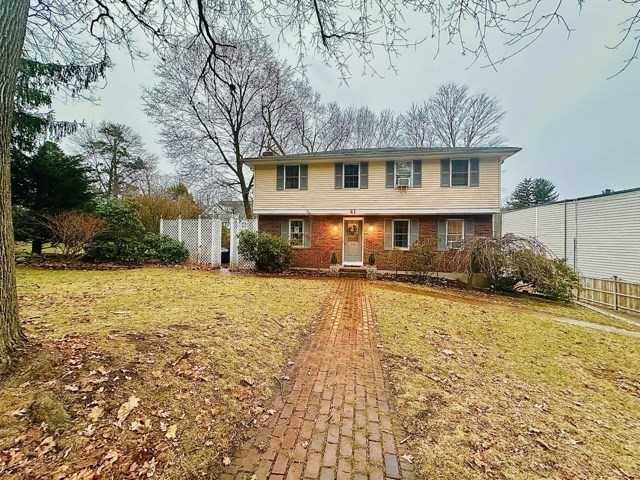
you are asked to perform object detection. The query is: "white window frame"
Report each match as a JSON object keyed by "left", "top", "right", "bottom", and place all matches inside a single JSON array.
[
  {"left": 289, "top": 219, "right": 305, "bottom": 248},
  {"left": 343, "top": 162, "right": 360, "bottom": 189},
  {"left": 445, "top": 218, "right": 465, "bottom": 250},
  {"left": 284, "top": 164, "right": 301, "bottom": 190},
  {"left": 392, "top": 219, "right": 411, "bottom": 250},
  {"left": 450, "top": 158, "right": 470, "bottom": 187},
  {"left": 394, "top": 161, "right": 413, "bottom": 187}
]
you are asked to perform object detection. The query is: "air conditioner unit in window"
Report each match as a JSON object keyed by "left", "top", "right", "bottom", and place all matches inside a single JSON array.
[{"left": 396, "top": 177, "right": 411, "bottom": 188}]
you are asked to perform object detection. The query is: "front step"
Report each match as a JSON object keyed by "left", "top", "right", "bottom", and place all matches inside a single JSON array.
[{"left": 338, "top": 266, "right": 367, "bottom": 278}]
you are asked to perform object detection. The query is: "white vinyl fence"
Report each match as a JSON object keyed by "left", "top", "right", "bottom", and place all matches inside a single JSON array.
[{"left": 160, "top": 215, "right": 258, "bottom": 269}]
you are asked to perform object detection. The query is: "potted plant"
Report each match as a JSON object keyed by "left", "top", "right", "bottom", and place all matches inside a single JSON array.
[
  {"left": 329, "top": 252, "right": 340, "bottom": 275},
  {"left": 366, "top": 252, "right": 377, "bottom": 280}
]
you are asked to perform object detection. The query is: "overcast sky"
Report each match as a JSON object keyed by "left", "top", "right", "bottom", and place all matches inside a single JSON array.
[{"left": 53, "top": 2, "right": 640, "bottom": 201}]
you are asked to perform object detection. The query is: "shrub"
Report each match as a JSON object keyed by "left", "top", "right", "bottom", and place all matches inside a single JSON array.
[
  {"left": 84, "top": 237, "right": 146, "bottom": 264},
  {"left": 368, "top": 252, "right": 376, "bottom": 266},
  {"left": 134, "top": 194, "right": 202, "bottom": 232},
  {"left": 409, "top": 243, "right": 436, "bottom": 281},
  {"left": 330, "top": 252, "right": 338, "bottom": 265},
  {"left": 450, "top": 234, "right": 580, "bottom": 300},
  {"left": 237, "top": 230, "right": 291, "bottom": 272},
  {"left": 143, "top": 233, "right": 189, "bottom": 264},
  {"left": 46, "top": 211, "right": 106, "bottom": 259}
]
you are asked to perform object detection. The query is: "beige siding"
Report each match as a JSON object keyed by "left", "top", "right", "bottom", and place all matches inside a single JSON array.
[{"left": 253, "top": 157, "right": 501, "bottom": 213}]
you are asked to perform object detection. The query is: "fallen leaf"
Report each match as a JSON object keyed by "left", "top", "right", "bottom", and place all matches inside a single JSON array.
[
  {"left": 88, "top": 406, "right": 104, "bottom": 421},
  {"left": 223, "top": 456, "right": 231, "bottom": 466},
  {"left": 117, "top": 395, "right": 140, "bottom": 425},
  {"left": 165, "top": 424, "right": 177, "bottom": 440}
]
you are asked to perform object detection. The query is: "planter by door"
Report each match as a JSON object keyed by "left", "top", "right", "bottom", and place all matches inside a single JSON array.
[{"left": 343, "top": 219, "right": 363, "bottom": 266}]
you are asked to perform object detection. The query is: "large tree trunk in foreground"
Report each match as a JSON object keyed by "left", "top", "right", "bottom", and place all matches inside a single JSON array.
[{"left": 0, "top": 0, "right": 30, "bottom": 363}]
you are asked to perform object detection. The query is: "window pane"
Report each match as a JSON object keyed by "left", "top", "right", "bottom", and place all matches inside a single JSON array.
[
  {"left": 393, "top": 220, "right": 409, "bottom": 248},
  {"left": 290, "top": 220, "right": 303, "bottom": 246},
  {"left": 446, "top": 219, "right": 464, "bottom": 249},
  {"left": 343, "top": 163, "right": 359, "bottom": 188},
  {"left": 285, "top": 165, "right": 299, "bottom": 189},
  {"left": 395, "top": 161, "right": 412, "bottom": 178},
  {"left": 451, "top": 160, "right": 468, "bottom": 186}
]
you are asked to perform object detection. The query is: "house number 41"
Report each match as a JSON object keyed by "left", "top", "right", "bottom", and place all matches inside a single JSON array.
[{"left": 349, "top": 209, "right": 357, "bottom": 214}]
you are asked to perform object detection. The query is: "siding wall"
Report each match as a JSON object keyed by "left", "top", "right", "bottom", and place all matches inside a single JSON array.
[
  {"left": 501, "top": 189, "right": 640, "bottom": 282},
  {"left": 253, "top": 157, "right": 502, "bottom": 213}
]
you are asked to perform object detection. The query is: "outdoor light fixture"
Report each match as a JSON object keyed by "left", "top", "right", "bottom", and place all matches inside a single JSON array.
[
  {"left": 368, "top": 225, "right": 375, "bottom": 233},
  {"left": 332, "top": 225, "right": 339, "bottom": 233}
]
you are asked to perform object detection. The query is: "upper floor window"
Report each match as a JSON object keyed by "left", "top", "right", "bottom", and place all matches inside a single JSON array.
[
  {"left": 446, "top": 219, "right": 465, "bottom": 249},
  {"left": 451, "top": 159, "right": 470, "bottom": 186},
  {"left": 285, "top": 165, "right": 300, "bottom": 189},
  {"left": 395, "top": 161, "right": 412, "bottom": 186},
  {"left": 343, "top": 163, "right": 360, "bottom": 188},
  {"left": 441, "top": 158, "right": 479, "bottom": 187}
]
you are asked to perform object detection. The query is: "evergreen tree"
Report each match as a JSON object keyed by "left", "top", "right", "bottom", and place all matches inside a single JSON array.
[
  {"left": 506, "top": 177, "right": 559, "bottom": 210},
  {"left": 11, "top": 142, "right": 94, "bottom": 254}
]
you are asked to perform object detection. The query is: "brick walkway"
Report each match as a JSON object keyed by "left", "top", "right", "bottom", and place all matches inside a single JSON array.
[{"left": 220, "top": 279, "right": 413, "bottom": 480}]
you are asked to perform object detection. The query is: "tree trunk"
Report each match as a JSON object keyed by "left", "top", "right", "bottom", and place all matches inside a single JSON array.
[
  {"left": 0, "top": 0, "right": 30, "bottom": 363},
  {"left": 31, "top": 237, "right": 43, "bottom": 255},
  {"left": 241, "top": 188, "right": 253, "bottom": 219}
]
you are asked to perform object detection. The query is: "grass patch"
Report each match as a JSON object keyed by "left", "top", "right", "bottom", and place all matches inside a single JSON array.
[
  {"left": 372, "top": 283, "right": 640, "bottom": 479},
  {"left": 1, "top": 267, "right": 332, "bottom": 479}
]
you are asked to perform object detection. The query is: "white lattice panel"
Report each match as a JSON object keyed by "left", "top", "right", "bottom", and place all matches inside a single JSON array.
[
  {"left": 160, "top": 217, "right": 223, "bottom": 267},
  {"left": 230, "top": 217, "right": 258, "bottom": 270}
]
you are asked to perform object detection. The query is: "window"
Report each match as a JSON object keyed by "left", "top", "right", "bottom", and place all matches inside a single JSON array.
[
  {"left": 395, "top": 161, "right": 412, "bottom": 186},
  {"left": 393, "top": 220, "right": 410, "bottom": 249},
  {"left": 343, "top": 163, "right": 359, "bottom": 188},
  {"left": 451, "top": 159, "right": 469, "bottom": 186},
  {"left": 289, "top": 219, "right": 304, "bottom": 246},
  {"left": 446, "top": 219, "right": 464, "bottom": 249},
  {"left": 285, "top": 165, "right": 300, "bottom": 189}
]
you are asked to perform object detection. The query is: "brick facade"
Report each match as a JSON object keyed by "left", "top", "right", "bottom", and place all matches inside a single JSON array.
[{"left": 259, "top": 214, "right": 493, "bottom": 271}]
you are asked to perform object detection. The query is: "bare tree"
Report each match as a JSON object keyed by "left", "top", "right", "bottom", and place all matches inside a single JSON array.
[
  {"left": 46, "top": 211, "right": 106, "bottom": 259},
  {"left": 428, "top": 83, "right": 505, "bottom": 147},
  {"left": 401, "top": 102, "right": 435, "bottom": 147},
  {"left": 375, "top": 109, "right": 403, "bottom": 147},
  {"left": 144, "top": 38, "right": 298, "bottom": 218}
]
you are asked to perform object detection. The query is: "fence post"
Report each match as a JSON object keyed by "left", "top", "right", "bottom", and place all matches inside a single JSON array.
[
  {"left": 229, "top": 216, "right": 236, "bottom": 269},
  {"left": 197, "top": 215, "right": 202, "bottom": 262},
  {"left": 178, "top": 216, "right": 182, "bottom": 243},
  {"left": 159, "top": 217, "right": 164, "bottom": 235},
  {"left": 613, "top": 275, "right": 619, "bottom": 311},
  {"left": 211, "top": 218, "right": 215, "bottom": 266}
]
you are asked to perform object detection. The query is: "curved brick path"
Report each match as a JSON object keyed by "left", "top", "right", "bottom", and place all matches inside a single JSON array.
[{"left": 220, "top": 279, "right": 414, "bottom": 480}]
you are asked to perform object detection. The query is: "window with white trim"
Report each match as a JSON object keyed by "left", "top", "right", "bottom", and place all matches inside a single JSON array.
[
  {"left": 393, "top": 220, "right": 410, "bottom": 249},
  {"left": 446, "top": 219, "right": 464, "bottom": 250},
  {"left": 450, "top": 159, "right": 470, "bottom": 186},
  {"left": 284, "top": 165, "right": 300, "bottom": 189},
  {"left": 289, "top": 219, "right": 304, "bottom": 247},
  {"left": 343, "top": 163, "right": 359, "bottom": 188},
  {"left": 394, "top": 161, "right": 412, "bottom": 186}
]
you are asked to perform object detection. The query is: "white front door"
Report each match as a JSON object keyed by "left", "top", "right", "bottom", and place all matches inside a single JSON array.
[{"left": 343, "top": 219, "right": 363, "bottom": 265}]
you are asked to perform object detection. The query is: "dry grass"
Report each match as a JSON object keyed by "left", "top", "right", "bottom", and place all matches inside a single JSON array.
[
  {"left": 372, "top": 282, "right": 640, "bottom": 480},
  {"left": 1, "top": 267, "right": 332, "bottom": 479}
]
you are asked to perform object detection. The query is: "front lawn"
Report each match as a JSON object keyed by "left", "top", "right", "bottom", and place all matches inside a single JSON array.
[
  {"left": 1, "top": 267, "right": 332, "bottom": 479},
  {"left": 373, "top": 282, "right": 640, "bottom": 479}
]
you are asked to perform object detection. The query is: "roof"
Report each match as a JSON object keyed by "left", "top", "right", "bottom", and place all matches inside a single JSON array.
[
  {"left": 503, "top": 186, "right": 640, "bottom": 213},
  {"left": 244, "top": 146, "right": 522, "bottom": 165}
]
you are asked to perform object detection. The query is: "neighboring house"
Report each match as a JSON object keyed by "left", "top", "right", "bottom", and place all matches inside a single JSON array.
[
  {"left": 502, "top": 187, "right": 640, "bottom": 283},
  {"left": 245, "top": 146, "right": 521, "bottom": 271}
]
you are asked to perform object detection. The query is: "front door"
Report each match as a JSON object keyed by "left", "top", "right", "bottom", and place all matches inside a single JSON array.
[{"left": 343, "top": 219, "right": 363, "bottom": 265}]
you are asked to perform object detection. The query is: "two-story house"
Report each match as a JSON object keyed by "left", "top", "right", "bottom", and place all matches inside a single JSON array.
[{"left": 245, "top": 147, "right": 521, "bottom": 271}]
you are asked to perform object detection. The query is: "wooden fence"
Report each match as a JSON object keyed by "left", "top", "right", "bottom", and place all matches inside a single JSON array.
[{"left": 577, "top": 276, "right": 640, "bottom": 316}]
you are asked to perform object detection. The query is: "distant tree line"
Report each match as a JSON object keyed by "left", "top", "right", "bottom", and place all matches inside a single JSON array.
[{"left": 144, "top": 37, "right": 507, "bottom": 218}]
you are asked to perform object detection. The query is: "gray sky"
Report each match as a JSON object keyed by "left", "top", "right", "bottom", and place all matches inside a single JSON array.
[{"left": 53, "top": 2, "right": 640, "bottom": 201}]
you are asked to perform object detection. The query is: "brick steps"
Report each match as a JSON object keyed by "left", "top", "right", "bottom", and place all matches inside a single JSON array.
[{"left": 338, "top": 267, "right": 367, "bottom": 278}]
